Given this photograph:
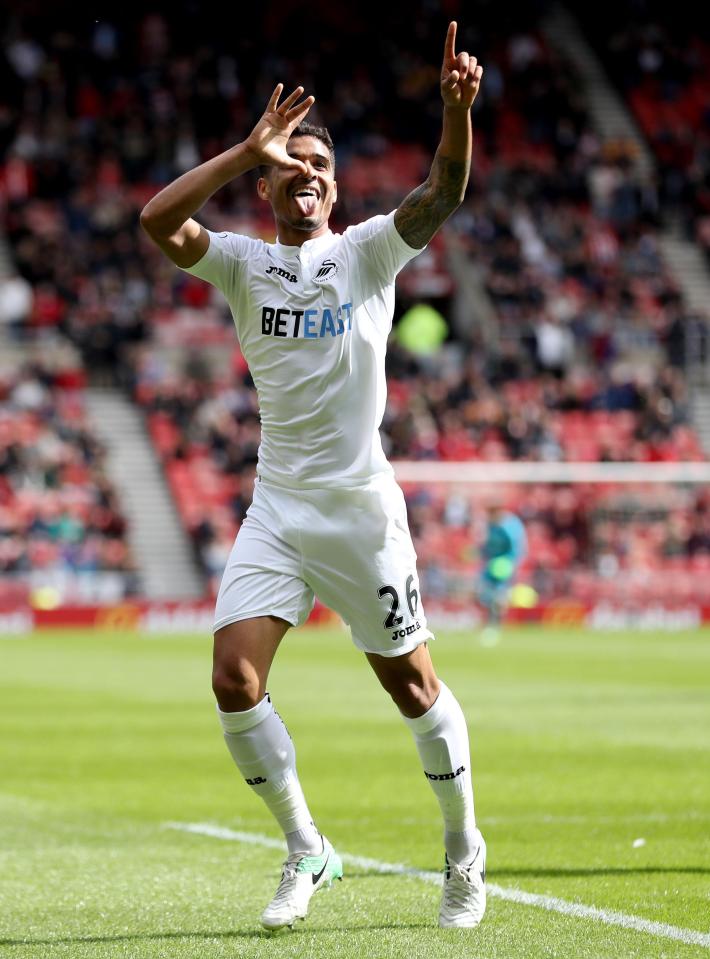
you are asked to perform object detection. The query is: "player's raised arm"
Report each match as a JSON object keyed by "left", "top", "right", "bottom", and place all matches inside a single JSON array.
[
  {"left": 394, "top": 22, "right": 483, "bottom": 249},
  {"left": 140, "top": 84, "right": 314, "bottom": 267}
]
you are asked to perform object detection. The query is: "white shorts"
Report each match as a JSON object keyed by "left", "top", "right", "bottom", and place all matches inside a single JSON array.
[{"left": 214, "top": 473, "right": 433, "bottom": 657}]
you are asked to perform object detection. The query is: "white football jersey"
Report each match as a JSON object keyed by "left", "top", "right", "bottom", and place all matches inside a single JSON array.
[{"left": 181, "top": 212, "right": 423, "bottom": 489}]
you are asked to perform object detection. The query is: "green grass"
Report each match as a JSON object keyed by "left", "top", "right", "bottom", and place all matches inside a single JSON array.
[{"left": 0, "top": 626, "right": 708, "bottom": 958}]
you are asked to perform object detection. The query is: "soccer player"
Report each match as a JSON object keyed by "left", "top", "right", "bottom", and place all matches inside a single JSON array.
[
  {"left": 477, "top": 503, "right": 528, "bottom": 643},
  {"left": 141, "top": 22, "right": 485, "bottom": 931}
]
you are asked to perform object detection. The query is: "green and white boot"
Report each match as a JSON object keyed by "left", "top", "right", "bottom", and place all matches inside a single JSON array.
[
  {"left": 261, "top": 836, "right": 343, "bottom": 930},
  {"left": 439, "top": 831, "right": 487, "bottom": 928}
]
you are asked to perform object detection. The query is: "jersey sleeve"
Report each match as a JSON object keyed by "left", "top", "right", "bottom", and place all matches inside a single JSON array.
[
  {"left": 345, "top": 211, "right": 425, "bottom": 285},
  {"left": 178, "top": 229, "right": 259, "bottom": 298}
]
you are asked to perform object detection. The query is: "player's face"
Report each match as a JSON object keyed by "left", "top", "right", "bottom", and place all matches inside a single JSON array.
[{"left": 258, "top": 136, "right": 337, "bottom": 240}]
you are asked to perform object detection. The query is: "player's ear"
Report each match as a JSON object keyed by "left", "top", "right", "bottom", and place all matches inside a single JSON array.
[
  {"left": 332, "top": 179, "right": 338, "bottom": 204},
  {"left": 257, "top": 176, "right": 271, "bottom": 201}
]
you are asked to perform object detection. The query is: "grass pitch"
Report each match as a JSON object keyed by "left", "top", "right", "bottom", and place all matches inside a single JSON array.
[{"left": 0, "top": 625, "right": 708, "bottom": 958}]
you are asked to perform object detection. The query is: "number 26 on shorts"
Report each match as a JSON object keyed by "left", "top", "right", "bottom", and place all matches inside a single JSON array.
[{"left": 377, "top": 574, "right": 419, "bottom": 630}]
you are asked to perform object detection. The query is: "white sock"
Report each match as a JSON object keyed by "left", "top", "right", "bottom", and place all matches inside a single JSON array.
[
  {"left": 217, "top": 693, "right": 321, "bottom": 855},
  {"left": 402, "top": 682, "right": 479, "bottom": 864},
  {"left": 285, "top": 827, "right": 324, "bottom": 857}
]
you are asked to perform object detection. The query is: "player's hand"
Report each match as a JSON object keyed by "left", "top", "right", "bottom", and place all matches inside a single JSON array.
[
  {"left": 440, "top": 22, "right": 483, "bottom": 111},
  {"left": 244, "top": 84, "right": 315, "bottom": 173}
]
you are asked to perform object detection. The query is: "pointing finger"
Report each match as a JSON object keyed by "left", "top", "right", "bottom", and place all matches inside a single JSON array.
[{"left": 444, "top": 21, "right": 457, "bottom": 65}]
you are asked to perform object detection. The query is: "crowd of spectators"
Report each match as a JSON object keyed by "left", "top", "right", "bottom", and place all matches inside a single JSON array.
[
  {"left": 3, "top": 3, "right": 695, "bottom": 364},
  {"left": 0, "top": 2, "right": 509, "bottom": 365},
  {"left": 383, "top": 343, "right": 701, "bottom": 462},
  {"left": 132, "top": 341, "right": 704, "bottom": 595},
  {"left": 0, "top": 358, "right": 138, "bottom": 603},
  {"left": 572, "top": 0, "right": 710, "bottom": 263},
  {"left": 406, "top": 479, "right": 710, "bottom": 606},
  {"left": 1, "top": 2, "right": 708, "bottom": 601}
]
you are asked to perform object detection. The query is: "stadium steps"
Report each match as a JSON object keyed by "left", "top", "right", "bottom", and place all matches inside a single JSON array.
[
  {"left": 444, "top": 231, "right": 499, "bottom": 348},
  {"left": 657, "top": 234, "right": 710, "bottom": 320},
  {"left": 690, "top": 388, "right": 710, "bottom": 456},
  {"left": 86, "top": 388, "right": 205, "bottom": 600},
  {"left": 658, "top": 234, "right": 710, "bottom": 394},
  {"left": 540, "top": 4, "right": 655, "bottom": 180},
  {"left": 543, "top": 4, "right": 710, "bottom": 449}
]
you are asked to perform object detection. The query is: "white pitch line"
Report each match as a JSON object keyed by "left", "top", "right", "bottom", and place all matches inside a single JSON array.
[{"left": 165, "top": 822, "right": 710, "bottom": 949}]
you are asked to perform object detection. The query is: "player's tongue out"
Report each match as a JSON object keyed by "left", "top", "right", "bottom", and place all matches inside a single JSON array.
[{"left": 293, "top": 190, "right": 318, "bottom": 217}]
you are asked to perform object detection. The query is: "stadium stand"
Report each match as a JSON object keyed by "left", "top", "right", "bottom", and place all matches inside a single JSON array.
[
  {"left": 0, "top": 347, "right": 138, "bottom": 604},
  {"left": 573, "top": 0, "right": 710, "bottom": 253},
  {"left": 1, "top": 2, "right": 708, "bottom": 610}
]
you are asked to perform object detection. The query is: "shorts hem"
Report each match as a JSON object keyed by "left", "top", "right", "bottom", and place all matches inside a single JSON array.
[
  {"left": 351, "top": 628, "right": 434, "bottom": 658},
  {"left": 213, "top": 609, "right": 300, "bottom": 634}
]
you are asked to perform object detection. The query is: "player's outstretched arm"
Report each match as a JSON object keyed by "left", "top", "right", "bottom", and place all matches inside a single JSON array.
[
  {"left": 394, "top": 22, "right": 483, "bottom": 249},
  {"left": 140, "top": 85, "right": 314, "bottom": 267}
]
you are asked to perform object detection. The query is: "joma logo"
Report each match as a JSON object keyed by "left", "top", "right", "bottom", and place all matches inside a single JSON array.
[
  {"left": 391, "top": 620, "right": 421, "bottom": 642},
  {"left": 424, "top": 765, "right": 466, "bottom": 781},
  {"left": 266, "top": 265, "right": 297, "bottom": 283}
]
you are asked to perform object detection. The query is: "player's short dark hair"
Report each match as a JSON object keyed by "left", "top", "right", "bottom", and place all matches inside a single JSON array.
[{"left": 259, "top": 123, "right": 335, "bottom": 177}]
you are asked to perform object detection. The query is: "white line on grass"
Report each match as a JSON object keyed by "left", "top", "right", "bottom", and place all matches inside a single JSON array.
[{"left": 165, "top": 822, "right": 710, "bottom": 949}]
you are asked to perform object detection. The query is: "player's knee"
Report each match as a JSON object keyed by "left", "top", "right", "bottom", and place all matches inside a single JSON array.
[{"left": 212, "top": 658, "right": 262, "bottom": 710}]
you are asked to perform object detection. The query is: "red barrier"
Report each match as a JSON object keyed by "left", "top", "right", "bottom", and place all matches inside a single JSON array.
[
  {"left": 1, "top": 600, "right": 708, "bottom": 635},
  {"left": 0, "top": 599, "right": 342, "bottom": 634}
]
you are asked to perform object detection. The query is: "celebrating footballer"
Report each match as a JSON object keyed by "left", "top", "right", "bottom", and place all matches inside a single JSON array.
[{"left": 141, "top": 22, "right": 485, "bottom": 931}]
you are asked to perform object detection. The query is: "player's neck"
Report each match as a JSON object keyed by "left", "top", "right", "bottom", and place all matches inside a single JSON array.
[{"left": 275, "top": 220, "right": 331, "bottom": 248}]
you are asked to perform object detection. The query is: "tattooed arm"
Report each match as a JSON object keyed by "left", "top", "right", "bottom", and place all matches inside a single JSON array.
[
  {"left": 394, "top": 132, "right": 471, "bottom": 249},
  {"left": 394, "top": 22, "right": 483, "bottom": 249}
]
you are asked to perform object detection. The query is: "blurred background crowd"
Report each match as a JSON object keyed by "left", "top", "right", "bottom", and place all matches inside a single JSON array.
[{"left": 1, "top": 0, "right": 709, "bottom": 609}]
